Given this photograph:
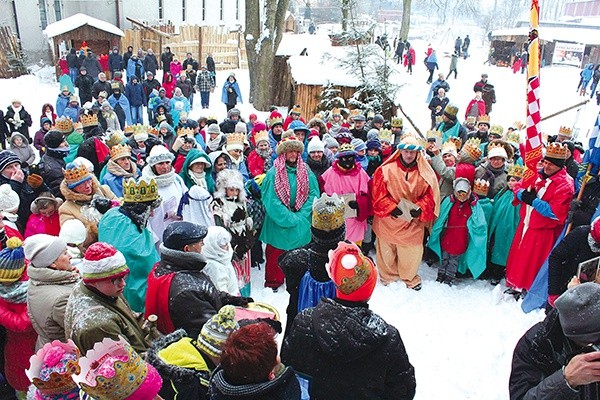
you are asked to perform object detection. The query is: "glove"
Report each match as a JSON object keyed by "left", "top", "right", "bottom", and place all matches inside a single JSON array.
[
  {"left": 27, "top": 174, "right": 44, "bottom": 189},
  {"left": 410, "top": 208, "right": 422, "bottom": 218},
  {"left": 570, "top": 199, "right": 582, "bottom": 212},
  {"left": 348, "top": 200, "right": 358, "bottom": 210},
  {"left": 93, "top": 197, "right": 112, "bottom": 214},
  {"left": 390, "top": 208, "right": 403, "bottom": 218},
  {"left": 520, "top": 188, "right": 537, "bottom": 206},
  {"left": 238, "top": 318, "right": 283, "bottom": 334},
  {"left": 228, "top": 296, "right": 254, "bottom": 307}
]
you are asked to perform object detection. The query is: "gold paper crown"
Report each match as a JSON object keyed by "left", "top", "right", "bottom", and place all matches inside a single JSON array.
[
  {"left": 426, "top": 130, "right": 441, "bottom": 140},
  {"left": 291, "top": 104, "right": 302, "bottom": 114},
  {"left": 63, "top": 164, "right": 90, "bottom": 185},
  {"left": 312, "top": 193, "right": 345, "bottom": 231},
  {"left": 487, "top": 141, "right": 505, "bottom": 151},
  {"left": 489, "top": 124, "right": 504, "bottom": 137},
  {"left": 254, "top": 130, "right": 269, "bottom": 144},
  {"left": 441, "top": 141, "right": 458, "bottom": 154},
  {"left": 269, "top": 116, "right": 283, "bottom": 127},
  {"left": 473, "top": 179, "right": 490, "bottom": 196},
  {"left": 80, "top": 113, "right": 98, "bottom": 128},
  {"left": 391, "top": 117, "right": 403, "bottom": 128},
  {"left": 466, "top": 115, "right": 477, "bottom": 124},
  {"left": 26, "top": 340, "right": 81, "bottom": 396},
  {"left": 123, "top": 125, "right": 134, "bottom": 135},
  {"left": 417, "top": 137, "right": 428, "bottom": 149},
  {"left": 545, "top": 142, "right": 569, "bottom": 160},
  {"left": 132, "top": 124, "right": 148, "bottom": 135},
  {"left": 177, "top": 127, "right": 194, "bottom": 138},
  {"left": 106, "top": 130, "right": 125, "bottom": 148},
  {"left": 447, "top": 136, "right": 462, "bottom": 149},
  {"left": 507, "top": 164, "right": 525, "bottom": 179},
  {"left": 54, "top": 117, "right": 74, "bottom": 134},
  {"left": 558, "top": 126, "right": 573, "bottom": 137},
  {"left": 443, "top": 104, "right": 458, "bottom": 118},
  {"left": 378, "top": 129, "right": 394, "bottom": 143},
  {"left": 312, "top": 113, "right": 324, "bottom": 121},
  {"left": 349, "top": 109, "right": 361, "bottom": 118},
  {"left": 226, "top": 132, "right": 246, "bottom": 147},
  {"left": 331, "top": 108, "right": 341, "bottom": 116},
  {"left": 110, "top": 144, "right": 131, "bottom": 161},
  {"left": 461, "top": 138, "right": 482, "bottom": 160},
  {"left": 477, "top": 114, "right": 491, "bottom": 125},
  {"left": 73, "top": 337, "right": 149, "bottom": 400},
  {"left": 505, "top": 131, "right": 521, "bottom": 146},
  {"left": 148, "top": 127, "right": 159, "bottom": 136},
  {"left": 123, "top": 178, "right": 159, "bottom": 203}
]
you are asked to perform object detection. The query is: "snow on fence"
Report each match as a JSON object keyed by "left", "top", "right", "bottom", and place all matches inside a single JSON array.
[{"left": 0, "top": 26, "right": 27, "bottom": 79}]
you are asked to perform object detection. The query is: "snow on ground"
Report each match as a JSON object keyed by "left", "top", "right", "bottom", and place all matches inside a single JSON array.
[{"left": 2, "top": 28, "right": 599, "bottom": 399}]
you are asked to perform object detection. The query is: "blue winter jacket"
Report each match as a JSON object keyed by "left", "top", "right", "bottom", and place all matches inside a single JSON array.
[
  {"left": 126, "top": 58, "right": 144, "bottom": 81},
  {"left": 426, "top": 53, "right": 439, "bottom": 71},
  {"left": 56, "top": 93, "right": 70, "bottom": 117},
  {"left": 108, "top": 94, "right": 132, "bottom": 126},
  {"left": 109, "top": 52, "right": 123, "bottom": 71},
  {"left": 582, "top": 64, "right": 594, "bottom": 82},
  {"left": 63, "top": 104, "right": 80, "bottom": 122},
  {"left": 221, "top": 80, "right": 243, "bottom": 105},
  {"left": 125, "top": 82, "right": 147, "bottom": 107}
]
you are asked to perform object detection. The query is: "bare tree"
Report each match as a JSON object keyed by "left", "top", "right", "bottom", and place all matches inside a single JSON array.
[
  {"left": 245, "top": 0, "right": 290, "bottom": 110},
  {"left": 399, "top": 0, "right": 412, "bottom": 41}
]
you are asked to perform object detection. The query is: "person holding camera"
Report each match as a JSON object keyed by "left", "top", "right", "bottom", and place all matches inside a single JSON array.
[{"left": 510, "top": 282, "right": 600, "bottom": 399}]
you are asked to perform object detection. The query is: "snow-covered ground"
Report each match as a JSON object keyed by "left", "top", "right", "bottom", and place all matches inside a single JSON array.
[{"left": 2, "top": 27, "right": 599, "bottom": 399}]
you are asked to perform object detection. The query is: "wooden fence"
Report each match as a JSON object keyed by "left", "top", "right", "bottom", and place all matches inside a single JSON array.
[
  {"left": 295, "top": 84, "right": 357, "bottom": 117},
  {"left": 0, "top": 26, "right": 27, "bottom": 78},
  {"left": 123, "top": 24, "right": 247, "bottom": 70}
]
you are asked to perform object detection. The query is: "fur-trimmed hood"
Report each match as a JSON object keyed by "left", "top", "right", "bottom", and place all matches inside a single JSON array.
[{"left": 213, "top": 169, "right": 246, "bottom": 202}]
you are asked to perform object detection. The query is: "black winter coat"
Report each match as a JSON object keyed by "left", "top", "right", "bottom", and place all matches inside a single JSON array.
[
  {"left": 509, "top": 309, "right": 600, "bottom": 400},
  {"left": 0, "top": 110, "right": 8, "bottom": 146},
  {"left": 282, "top": 298, "right": 416, "bottom": 400},
  {"left": 208, "top": 365, "right": 301, "bottom": 400},
  {"left": 206, "top": 56, "right": 216, "bottom": 73},
  {"left": 41, "top": 151, "right": 67, "bottom": 198},
  {"left": 81, "top": 56, "right": 102, "bottom": 80},
  {"left": 77, "top": 137, "right": 107, "bottom": 179},
  {"left": 142, "top": 78, "right": 162, "bottom": 102},
  {"left": 219, "top": 118, "right": 238, "bottom": 134},
  {"left": 572, "top": 178, "right": 600, "bottom": 228},
  {"left": 350, "top": 127, "right": 368, "bottom": 142},
  {"left": 4, "top": 106, "right": 32, "bottom": 140},
  {"left": 0, "top": 172, "right": 48, "bottom": 232},
  {"left": 108, "top": 52, "right": 123, "bottom": 71},
  {"left": 143, "top": 54, "right": 159, "bottom": 76},
  {"left": 75, "top": 74, "right": 95, "bottom": 104},
  {"left": 91, "top": 80, "right": 112, "bottom": 100},
  {"left": 161, "top": 51, "right": 174, "bottom": 71},
  {"left": 66, "top": 50, "right": 79, "bottom": 69},
  {"left": 429, "top": 96, "right": 450, "bottom": 117},
  {"left": 183, "top": 58, "right": 198, "bottom": 72}
]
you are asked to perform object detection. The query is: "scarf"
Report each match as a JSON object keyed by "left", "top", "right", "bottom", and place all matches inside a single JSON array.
[
  {"left": 12, "top": 107, "right": 23, "bottom": 128},
  {"left": 190, "top": 171, "right": 207, "bottom": 189},
  {"left": 207, "top": 134, "right": 224, "bottom": 152},
  {"left": 274, "top": 154, "right": 309, "bottom": 212},
  {"left": 143, "top": 165, "right": 175, "bottom": 188},
  {"left": 0, "top": 280, "right": 29, "bottom": 304},
  {"left": 46, "top": 147, "right": 71, "bottom": 158},
  {"left": 120, "top": 205, "right": 152, "bottom": 233},
  {"left": 107, "top": 158, "right": 137, "bottom": 178},
  {"left": 256, "top": 148, "right": 273, "bottom": 172}
]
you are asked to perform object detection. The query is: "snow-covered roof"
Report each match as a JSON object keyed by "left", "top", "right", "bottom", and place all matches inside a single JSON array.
[
  {"left": 44, "top": 13, "right": 125, "bottom": 38},
  {"left": 288, "top": 53, "right": 361, "bottom": 87},
  {"left": 491, "top": 26, "right": 600, "bottom": 45}
]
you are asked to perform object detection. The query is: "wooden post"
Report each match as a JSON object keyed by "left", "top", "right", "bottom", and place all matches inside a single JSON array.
[
  {"left": 237, "top": 28, "right": 241, "bottom": 69},
  {"left": 198, "top": 26, "right": 203, "bottom": 67}
]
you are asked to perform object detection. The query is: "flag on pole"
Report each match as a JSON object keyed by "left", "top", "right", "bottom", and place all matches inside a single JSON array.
[
  {"left": 522, "top": 0, "right": 543, "bottom": 188},
  {"left": 575, "top": 111, "right": 600, "bottom": 190}
]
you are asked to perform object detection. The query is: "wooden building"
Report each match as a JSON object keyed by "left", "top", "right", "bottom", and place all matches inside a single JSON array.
[{"left": 0, "top": 26, "right": 27, "bottom": 79}]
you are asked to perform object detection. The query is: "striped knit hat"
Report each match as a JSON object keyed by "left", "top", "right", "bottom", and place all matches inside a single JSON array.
[
  {"left": 196, "top": 305, "right": 239, "bottom": 357},
  {"left": 0, "top": 237, "right": 26, "bottom": 283},
  {"left": 80, "top": 242, "right": 129, "bottom": 283}
]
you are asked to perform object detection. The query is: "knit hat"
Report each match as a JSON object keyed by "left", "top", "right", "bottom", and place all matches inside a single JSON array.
[
  {"left": 326, "top": 242, "right": 377, "bottom": 303},
  {"left": 268, "top": 111, "right": 283, "bottom": 127},
  {"left": 336, "top": 143, "right": 357, "bottom": 158},
  {"left": 0, "top": 150, "right": 20, "bottom": 172},
  {"left": 453, "top": 178, "right": 471, "bottom": 193},
  {"left": 322, "top": 134, "right": 339, "bottom": 150},
  {"left": 276, "top": 135, "right": 304, "bottom": 155},
  {"left": 25, "top": 339, "right": 81, "bottom": 400},
  {"left": 366, "top": 137, "right": 381, "bottom": 150},
  {"left": 441, "top": 141, "right": 458, "bottom": 158},
  {"left": 334, "top": 129, "right": 352, "bottom": 145},
  {"left": 312, "top": 193, "right": 345, "bottom": 231},
  {"left": 487, "top": 145, "right": 508, "bottom": 160},
  {"left": 234, "top": 122, "right": 247, "bottom": 134},
  {"left": 196, "top": 305, "right": 240, "bottom": 358},
  {"left": 307, "top": 136, "right": 324, "bottom": 153},
  {"left": 351, "top": 138, "right": 366, "bottom": 152},
  {"left": 555, "top": 283, "right": 600, "bottom": 345},
  {"left": 30, "top": 192, "right": 63, "bottom": 214},
  {"left": 72, "top": 157, "right": 95, "bottom": 173},
  {"left": 206, "top": 123, "right": 221, "bottom": 135},
  {"left": 228, "top": 108, "right": 241, "bottom": 118},
  {"left": 544, "top": 142, "right": 569, "bottom": 168},
  {"left": 24, "top": 234, "right": 67, "bottom": 268},
  {"left": 146, "top": 145, "right": 175, "bottom": 167},
  {"left": 44, "top": 131, "right": 66, "bottom": 149},
  {"left": 372, "top": 114, "right": 384, "bottom": 125},
  {"left": 73, "top": 336, "right": 162, "bottom": 400},
  {"left": 133, "top": 131, "right": 148, "bottom": 142},
  {"left": 59, "top": 219, "right": 87, "bottom": 246},
  {"left": 366, "top": 129, "right": 380, "bottom": 142},
  {"left": 443, "top": 104, "right": 459, "bottom": 121},
  {"left": 158, "top": 121, "right": 171, "bottom": 132},
  {"left": 0, "top": 184, "right": 20, "bottom": 217},
  {"left": 63, "top": 162, "right": 92, "bottom": 190},
  {"left": 79, "top": 242, "right": 129, "bottom": 283},
  {"left": 163, "top": 221, "right": 208, "bottom": 251},
  {"left": 397, "top": 135, "right": 423, "bottom": 151},
  {"left": 0, "top": 237, "right": 25, "bottom": 283},
  {"left": 591, "top": 216, "right": 600, "bottom": 244}
]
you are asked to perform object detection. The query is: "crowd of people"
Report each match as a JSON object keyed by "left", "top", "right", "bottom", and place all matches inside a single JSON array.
[{"left": 0, "top": 37, "right": 598, "bottom": 399}]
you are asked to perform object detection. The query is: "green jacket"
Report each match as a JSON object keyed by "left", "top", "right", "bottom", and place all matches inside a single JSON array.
[
  {"left": 489, "top": 189, "right": 521, "bottom": 266},
  {"left": 259, "top": 164, "right": 319, "bottom": 250},
  {"left": 179, "top": 148, "right": 215, "bottom": 193}
]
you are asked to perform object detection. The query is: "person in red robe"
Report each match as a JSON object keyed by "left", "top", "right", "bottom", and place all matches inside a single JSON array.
[{"left": 505, "top": 143, "right": 574, "bottom": 294}]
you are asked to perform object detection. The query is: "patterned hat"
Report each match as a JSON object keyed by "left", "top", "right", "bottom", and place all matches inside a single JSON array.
[
  {"left": 397, "top": 135, "right": 423, "bottom": 151},
  {"left": 146, "top": 145, "right": 175, "bottom": 167},
  {"left": 366, "top": 137, "right": 381, "bottom": 150},
  {"left": 73, "top": 336, "right": 162, "bottom": 400},
  {"left": 0, "top": 237, "right": 25, "bottom": 283},
  {"left": 79, "top": 242, "right": 129, "bottom": 283},
  {"left": 196, "top": 305, "right": 240, "bottom": 357},
  {"left": 26, "top": 339, "right": 81, "bottom": 400},
  {"left": 326, "top": 242, "right": 376, "bottom": 303},
  {"left": 351, "top": 138, "right": 366, "bottom": 152},
  {"left": 276, "top": 135, "right": 304, "bottom": 156},
  {"left": 0, "top": 150, "right": 20, "bottom": 173},
  {"left": 336, "top": 143, "right": 357, "bottom": 158},
  {"left": 312, "top": 193, "right": 345, "bottom": 232},
  {"left": 63, "top": 162, "right": 92, "bottom": 190}
]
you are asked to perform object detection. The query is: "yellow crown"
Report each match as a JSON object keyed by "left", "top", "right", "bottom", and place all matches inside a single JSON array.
[
  {"left": 123, "top": 125, "right": 134, "bottom": 135},
  {"left": 226, "top": 132, "right": 246, "bottom": 147},
  {"left": 466, "top": 115, "right": 477, "bottom": 125},
  {"left": 349, "top": 109, "right": 361, "bottom": 118},
  {"left": 391, "top": 117, "right": 403, "bottom": 128},
  {"left": 132, "top": 124, "right": 148, "bottom": 135},
  {"left": 80, "top": 113, "right": 98, "bottom": 128},
  {"left": 331, "top": 108, "right": 341, "bottom": 116},
  {"left": 312, "top": 193, "right": 345, "bottom": 231},
  {"left": 148, "top": 127, "right": 159, "bottom": 136},
  {"left": 110, "top": 144, "right": 131, "bottom": 161},
  {"left": 427, "top": 130, "right": 441, "bottom": 140},
  {"left": 489, "top": 124, "right": 504, "bottom": 137},
  {"left": 122, "top": 178, "right": 160, "bottom": 203},
  {"left": 545, "top": 142, "right": 569, "bottom": 160},
  {"left": 54, "top": 117, "right": 74, "bottom": 134},
  {"left": 177, "top": 127, "right": 194, "bottom": 138},
  {"left": 505, "top": 131, "right": 521, "bottom": 146},
  {"left": 73, "top": 337, "right": 150, "bottom": 400},
  {"left": 106, "top": 130, "right": 125, "bottom": 148},
  {"left": 312, "top": 113, "right": 324, "bottom": 121},
  {"left": 291, "top": 104, "right": 302, "bottom": 115},
  {"left": 378, "top": 128, "right": 394, "bottom": 143},
  {"left": 461, "top": 138, "right": 482, "bottom": 161},
  {"left": 269, "top": 116, "right": 283, "bottom": 127},
  {"left": 473, "top": 179, "right": 490, "bottom": 196},
  {"left": 254, "top": 130, "right": 269, "bottom": 144},
  {"left": 63, "top": 164, "right": 90, "bottom": 186},
  {"left": 447, "top": 136, "right": 462, "bottom": 150},
  {"left": 26, "top": 340, "right": 81, "bottom": 396},
  {"left": 558, "top": 126, "right": 573, "bottom": 137},
  {"left": 443, "top": 104, "right": 459, "bottom": 118},
  {"left": 507, "top": 164, "right": 525, "bottom": 179},
  {"left": 441, "top": 141, "right": 458, "bottom": 154},
  {"left": 477, "top": 114, "right": 490, "bottom": 125}
]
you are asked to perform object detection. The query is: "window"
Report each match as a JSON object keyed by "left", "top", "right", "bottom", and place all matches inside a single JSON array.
[
  {"left": 39, "top": 0, "right": 48, "bottom": 30},
  {"left": 158, "top": 0, "right": 164, "bottom": 19},
  {"left": 54, "top": 0, "right": 62, "bottom": 21},
  {"left": 182, "top": 0, "right": 186, "bottom": 21}
]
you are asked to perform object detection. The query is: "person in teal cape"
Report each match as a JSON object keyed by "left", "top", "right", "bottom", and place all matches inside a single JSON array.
[
  {"left": 179, "top": 148, "right": 215, "bottom": 193},
  {"left": 473, "top": 179, "right": 494, "bottom": 225}
]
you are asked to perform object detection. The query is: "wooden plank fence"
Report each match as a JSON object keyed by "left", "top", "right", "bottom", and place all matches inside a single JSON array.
[
  {"left": 123, "top": 24, "right": 247, "bottom": 70},
  {"left": 0, "top": 26, "right": 27, "bottom": 78}
]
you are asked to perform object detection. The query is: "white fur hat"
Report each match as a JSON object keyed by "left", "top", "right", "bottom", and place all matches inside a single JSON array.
[
  {"left": 307, "top": 137, "right": 325, "bottom": 153},
  {"left": 59, "top": 219, "right": 87, "bottom": 245},
  {"left": 0, "top": 184, "right": 20, "bottom": 219}
]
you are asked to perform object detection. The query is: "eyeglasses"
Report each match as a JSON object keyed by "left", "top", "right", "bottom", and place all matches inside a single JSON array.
[{"left": 111, "top": 274, "right": 128, "bottom": 286}]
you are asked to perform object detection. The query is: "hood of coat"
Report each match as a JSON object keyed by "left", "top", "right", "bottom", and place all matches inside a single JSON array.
[
  {"left": 27, "top": 266, "right": 80, "bottom": 286},
  {"left": 59, "top": 176, "right": 101, "bottom": 202},
  {"left": 159, "top": 243, "right": 207, "bottom": 271}
]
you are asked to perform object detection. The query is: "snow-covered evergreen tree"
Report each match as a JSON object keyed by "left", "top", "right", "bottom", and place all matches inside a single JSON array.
[{"left": 318, "top": 81, "right": 346, "bottom": 112}]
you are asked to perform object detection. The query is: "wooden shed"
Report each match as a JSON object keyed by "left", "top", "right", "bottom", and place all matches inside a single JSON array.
[{"left": 44, "top": 13, "right": 124, "bottom": 66}]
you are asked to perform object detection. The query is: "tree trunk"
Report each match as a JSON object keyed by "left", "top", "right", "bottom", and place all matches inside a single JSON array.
[
  {"left": 400, "top": 0, "right": 412, "bottom": 41},
  {"left": 341, "top": 0, "right": 350, "bottom": 32}
]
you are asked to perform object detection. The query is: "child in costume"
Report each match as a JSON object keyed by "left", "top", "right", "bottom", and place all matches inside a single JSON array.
[
  {"left": 202, "top": 226, "right": 240, "bottom": 295},
  {"left": 473, "top": 179, "right": 493, "bottom": 225}
]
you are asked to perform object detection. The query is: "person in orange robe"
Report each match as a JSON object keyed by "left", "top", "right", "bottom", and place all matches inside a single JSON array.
[{"left": 371, "top": 135, "right": 440, "bottom": 290}]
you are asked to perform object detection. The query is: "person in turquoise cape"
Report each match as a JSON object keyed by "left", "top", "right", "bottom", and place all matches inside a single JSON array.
[{"left": 473, "top": 178, "right": 494, "bottom": 225}]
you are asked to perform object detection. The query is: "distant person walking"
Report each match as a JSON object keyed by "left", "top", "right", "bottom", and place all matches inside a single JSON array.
[
  {"left": 454, "top": 37, "right": 462, "bottom": 57},
  {"left": 462, "top": 35, "right": 470, "bottom": 59},
  {"left": 447, "top": 50, "right": 459, "bottom": 79}
]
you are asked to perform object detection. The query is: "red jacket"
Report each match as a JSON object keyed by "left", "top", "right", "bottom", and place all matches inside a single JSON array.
[
  {"left": 441, "top": 196, "right": 474, "bottom": 255},
  {"left": 163, "top": 79, "right": 176, "bottom": 99},
  {"left": 283, "top": 115, "right": 306, "bottom": 131},
  {"left": 24, "top": 212, "right": 61, "bottom": 238},
  {"left": 464, "top": 99, "right": 486, "bottom": 119},
  {"left": 247, "top": 150, "right": 267, "bottom": 177},
  {"left": 145, "top": 263, "right": 176, "bottom": 334},
  {"left": 403, "top": 48, "right": 416, "bottom": 66}
]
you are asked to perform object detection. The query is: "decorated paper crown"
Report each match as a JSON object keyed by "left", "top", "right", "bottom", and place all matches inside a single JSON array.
[
  {"left": 147, "top": 126, "right": 159, "bottom": 136},
  {"left": 473, "top": 179, "right": 490, "bottom": 196},
  {"left": 441, "top": 141, "right": 458, "bottom": 156},
  {"left": 291, "top": 104, "right": 302, "bottom": 115},
  {"left": 73, "top": 336, "right": 162, "bottom": 400},
  {"left": 312, "top": 193, "right": 345, "bottom": 231},
  {"left": 106, "top": 130, "right": 125, "bottom": 148},
  {"left": 177, "top": 127, "right": 194, "bottom": 138},
  {"left": 26, "top": 339, "right": 81, "bottom": 397},
  {"left": 489, "top": 124, "right": 504, "bottom": 137},
  {"left": 558, "top": 126, "right": 573, "bottom": 137},
  {"left": 123, "top": 126, "right": 134, "bottom": 135},
  {"left": 337, "top": 143, "right": 357, "bottom": 158},
  {"left": 331, "top": 107, "right": 341, "bottom": 117},
  {"left": 55, "top": 117, "right": 74, "bottom": 134},
  {"left": 123, "top": 178, "right": 160, "bottom": 203},
  {"left": 312, "top": 112, "right": 325, "bottom": 121},
  {"left": 254, "top": 130, "right": 269, "bottom": 145},
  {"left": 426, "top": 130, "right": 441, "bottom": 140},
  {"left": 63, "top": 164, "right": 91, "bottom": 188},
  {"left": 349, "top": 109, "right": 361, "bottom": 118},
  {"left": 226, "top": 132, "right": 246, "bottom": 147},
  {"left": 545, "top": 142, "right": 569, "bottom": 160},
  {"left": 276, "top": 135, "right": 304, "bottom": 155},
  {"left": 477, "top": 114, "right": 491, "bottom": 125},
  {"left": 110, "top": 144, "right": 131, "bottom": 161},
  {"left": 511, "top": 121, "right": 526, "bottom": 131},
  {"left": 465, "top": 115, "right": 477, "bottom": 125},
  {"left": 326, "top": 242, "right": 376, "bottom": 302},
  {"left": 131, "top": 124, "right": 147, "bottom": 135},
  {"left": 505, "top": 131, "right": 521, "bottom": 146},
  {"left": 443, "top": 104, "right": 459, "bottom": 118},
  {"left": 447, "top": 136, "right": 462, "bottom": 149},
  {"left": 378, "top": 129, "right": 394, "bottom": 144},
  {"left": 461, "top": 138, "right": 482, "bottom": 161},
  {"left": 507, "top": 164, "right": 525, "bottom": 179},
  {"left": 80, "top": 113, "right": 98, "bottom": 128},
  {"left": 391, "top": 117, "right": 403, "bottom": 128}
]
